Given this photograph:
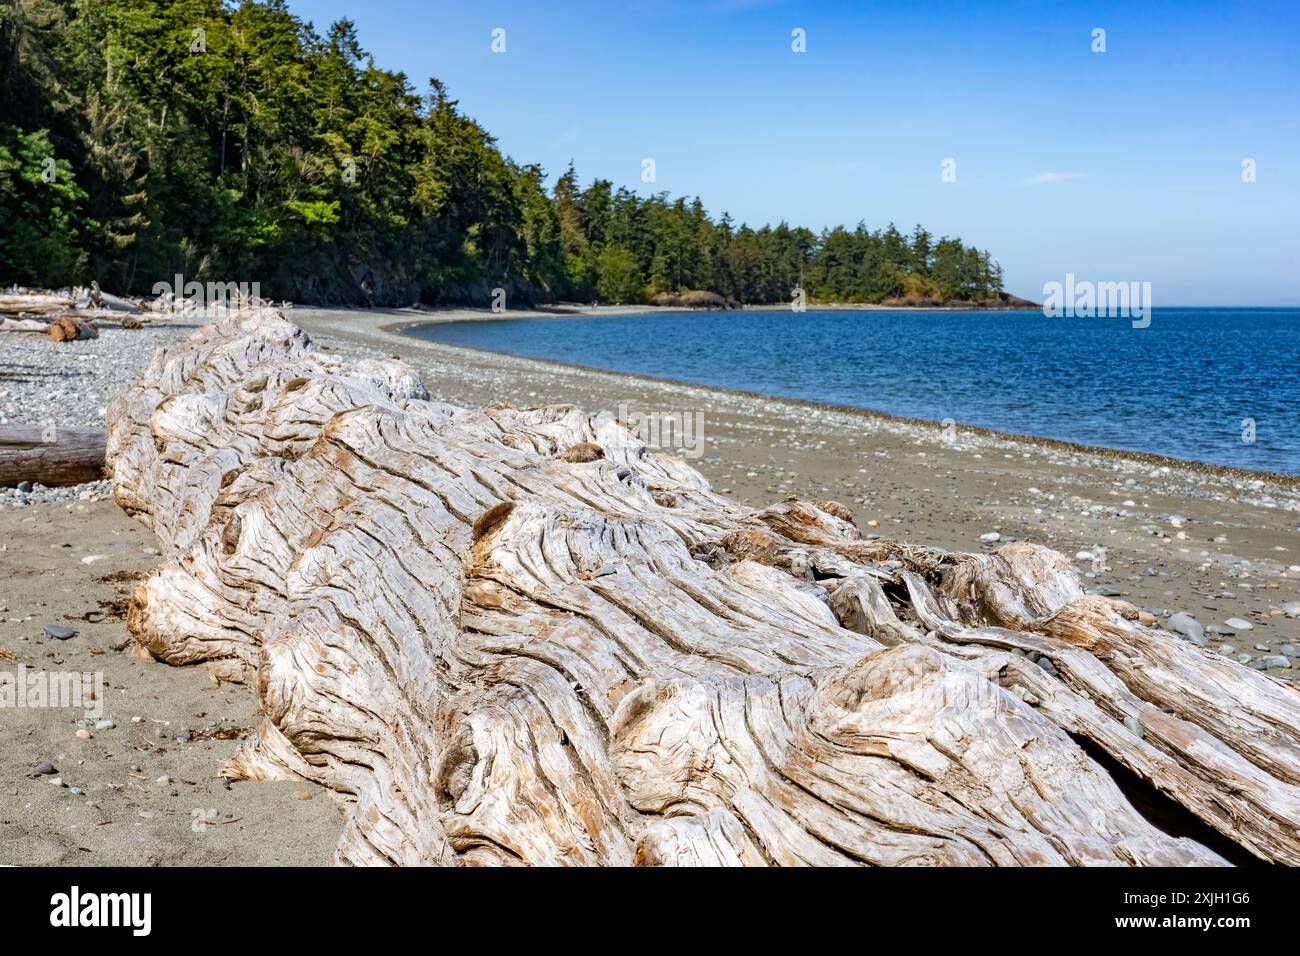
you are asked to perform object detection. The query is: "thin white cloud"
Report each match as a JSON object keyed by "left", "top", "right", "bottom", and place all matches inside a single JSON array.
[{"left": 1026, "top": 171, "right": 1089, "bottom": 185}]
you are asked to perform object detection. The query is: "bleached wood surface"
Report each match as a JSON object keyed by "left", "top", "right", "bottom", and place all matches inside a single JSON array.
[{"left": 105, "top": 308, "right": 1300, "bottom": 866}]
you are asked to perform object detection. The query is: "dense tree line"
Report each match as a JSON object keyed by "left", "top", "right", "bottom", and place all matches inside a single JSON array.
[{"left": 0, "top": 0, "right": 1006, "bottom": 306}]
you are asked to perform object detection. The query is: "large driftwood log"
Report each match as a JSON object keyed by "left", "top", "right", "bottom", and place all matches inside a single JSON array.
[
  {"left": 0, "top": 317, "right": 50, "bottom": 333},
  {"left": 0, "top": 426, "right": 106, "bottom": 487},
  {"left": 0, "top": 290, "right": 78, "bottom": 316},
  {"left": 104, "top": 308, "right": 1300, "bottom": 866}
]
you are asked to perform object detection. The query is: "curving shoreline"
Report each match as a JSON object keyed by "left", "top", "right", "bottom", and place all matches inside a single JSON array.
[{"left": 311, "top": 305, "right": 1298, "bottom": 487}]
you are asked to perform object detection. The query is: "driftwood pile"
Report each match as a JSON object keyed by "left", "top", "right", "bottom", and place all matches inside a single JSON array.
[
  {"left": 104, "top": 307, "right": 1300, "bottom": 866},
  {"left": 0, "top": 280, "right": 228, "bottom": 339},
  {"left": 0, "top": 284, "right": 145, "bottom": 340}
]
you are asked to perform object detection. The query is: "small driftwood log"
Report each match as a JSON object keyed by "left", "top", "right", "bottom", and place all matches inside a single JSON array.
[
  {"left": 47, "top": 314, "right": 99, "bottom": 342},
  {"left": 0, "top": 426, "right": 106, "bottom": 487},
  {"left": 105, "top": 309, "right": 1300, "bottom": 867},
  {"left": 89, "top": 280, "right": 142, "bottom": 314}
]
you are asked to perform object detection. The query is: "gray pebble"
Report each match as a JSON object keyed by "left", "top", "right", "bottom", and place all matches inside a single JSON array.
[
  {"left": 30, "top": 761, "right": 56, "bottom": 776},
  {"left": 42, "top": 623, "right": 76, "bottom": 640},
  {"left": 1167, "top": 612, "right": 1205, "bottom": 644},
  {"left": 1253, "top": 655, "right": 1292, "bottom": 670}
]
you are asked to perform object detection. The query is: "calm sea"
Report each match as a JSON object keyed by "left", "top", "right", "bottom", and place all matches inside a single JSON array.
[{"left": 403, "top": 308, "right": 1300, "bottom": 475}]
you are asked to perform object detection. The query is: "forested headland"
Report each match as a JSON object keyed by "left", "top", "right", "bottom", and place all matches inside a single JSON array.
[{"left": 1, "top": 0, "right": 1011, "bottom": 308}]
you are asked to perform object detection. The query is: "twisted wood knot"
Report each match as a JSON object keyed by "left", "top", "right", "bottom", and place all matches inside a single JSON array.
[
  {"left": 558, "top": 442, "right": 604, "bottom": 463},
  {"left": 471, "top": 501, "right": 515, "bottom": 544}
]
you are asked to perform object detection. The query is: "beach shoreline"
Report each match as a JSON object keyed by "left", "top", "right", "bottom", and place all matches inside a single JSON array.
[
  {"left": 323, "top": 306, "right": 1298, "bottom": 486},
  {"left": 389, "top": 316, "right": 1299, "bottom": 487},
  {"left": 301, "top": 299, "right": 1041, "bottom": 327}
]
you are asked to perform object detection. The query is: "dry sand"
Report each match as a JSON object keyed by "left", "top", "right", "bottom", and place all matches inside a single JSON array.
[
  {"left": 2, "top": 303, "right": 1298, "bottom": 865},
  {"left": 0, "top": 503, "right": 341, "bottom": 865}
]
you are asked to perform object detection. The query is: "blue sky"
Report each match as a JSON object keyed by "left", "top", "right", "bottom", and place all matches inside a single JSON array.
[{"left": 285, "top": 0, "right": 1299, "bottom": 304}]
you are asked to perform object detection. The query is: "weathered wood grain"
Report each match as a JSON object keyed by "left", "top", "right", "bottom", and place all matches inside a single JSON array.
[
  {"left": 105, "top": 307, "right": 1300, "bottom": 866},
  {"left": 0, "top": 426, "right": 106, "bottom": 487}
]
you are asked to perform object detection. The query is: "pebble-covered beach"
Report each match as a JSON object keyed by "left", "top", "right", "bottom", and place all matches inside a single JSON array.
[{"left": 1, "top": 324, "right": 197, "bottom": 508}]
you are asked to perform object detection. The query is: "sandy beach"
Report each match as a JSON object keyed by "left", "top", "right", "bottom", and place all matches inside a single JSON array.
[{"left": 2, "top": 304, "right": 1298, "bottom": 866}]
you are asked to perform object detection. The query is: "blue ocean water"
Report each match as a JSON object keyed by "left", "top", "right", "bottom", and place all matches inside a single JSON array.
[{"left": 403, "top": 308, "right": 1300, "bottom": 474}]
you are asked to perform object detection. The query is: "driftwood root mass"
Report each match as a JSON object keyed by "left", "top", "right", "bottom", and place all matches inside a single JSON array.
[{"left": 105, "top": 309, "right": 1300, "bottom": 866}]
